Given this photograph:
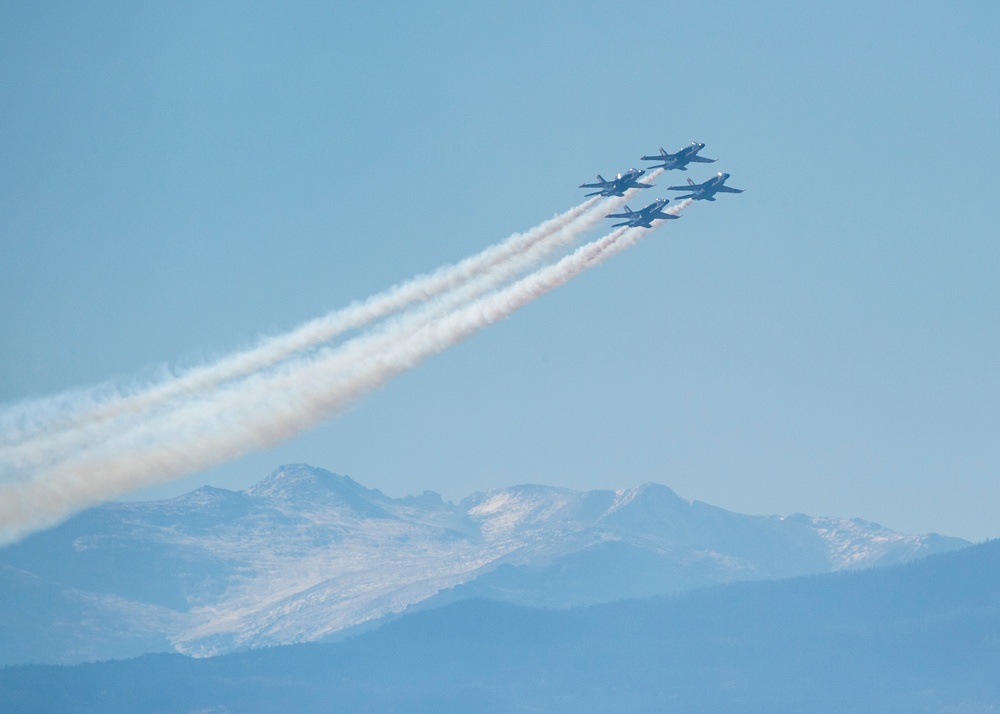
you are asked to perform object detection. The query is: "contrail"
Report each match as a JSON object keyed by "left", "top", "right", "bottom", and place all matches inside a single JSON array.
[
  {"left": 0, "top": 182, "right": 656, "bottom": 473},
  {"left": 0, "top": 197, "right": 690, "bottom": 544},
  {"left": 0, "top": 198, "right": 596, "bottom": 446}
]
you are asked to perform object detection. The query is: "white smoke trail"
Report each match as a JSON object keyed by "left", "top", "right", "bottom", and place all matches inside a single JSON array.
[
  {"left": 0, "top": 197, "right": 690, "bottom": 544},
  {"left": 0, "top": 198, "right": 603, "bottom": 442},
  {"left": 0, "top": 184, "right": 653, "bottom": 473}
]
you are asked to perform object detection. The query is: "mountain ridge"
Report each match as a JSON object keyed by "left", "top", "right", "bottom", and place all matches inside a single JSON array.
[{"left": 0, "top": 463, "right": 970, "bottom": 665}]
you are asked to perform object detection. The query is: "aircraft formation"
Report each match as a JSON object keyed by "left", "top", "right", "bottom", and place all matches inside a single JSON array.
[{"left": 579, "top": 141, "right": 743, "bottom": 229}]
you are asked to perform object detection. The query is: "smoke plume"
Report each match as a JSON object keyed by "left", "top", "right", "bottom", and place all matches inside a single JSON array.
[{"left": 0, "top": 187, "right": 686, "bottom": 544}]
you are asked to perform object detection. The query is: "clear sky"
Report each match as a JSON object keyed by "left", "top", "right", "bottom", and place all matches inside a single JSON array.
[{"left": 2, "top": 1, "right": 998, "bottom": 541}]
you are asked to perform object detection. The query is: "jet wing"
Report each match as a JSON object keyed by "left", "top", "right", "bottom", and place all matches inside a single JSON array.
[
  {"left": 716, "top": 186, "right": 744, "bottom": 193},
  {"left": 644, "top": 208, "right": 679, "bottom": 220},
  {"left": 688, "top": 156, "right": 716, "bottom": 163}
]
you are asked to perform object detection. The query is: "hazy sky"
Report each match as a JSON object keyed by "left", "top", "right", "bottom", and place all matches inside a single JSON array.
[{"left": 2, "top": 2, "right": 998, "bottom": 541}]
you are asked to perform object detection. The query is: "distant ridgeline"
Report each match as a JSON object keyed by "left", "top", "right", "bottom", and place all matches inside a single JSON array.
[{"left": 0, "top": 463, "right": 970, "bottom": 669}]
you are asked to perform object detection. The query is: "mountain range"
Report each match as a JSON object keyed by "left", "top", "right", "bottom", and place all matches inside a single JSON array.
[
  {"left": 3, "top": 538, "right": 997, "bottom": 713},
  {"left": 0, "top": 463, "right": 969, "bottom": 666}
]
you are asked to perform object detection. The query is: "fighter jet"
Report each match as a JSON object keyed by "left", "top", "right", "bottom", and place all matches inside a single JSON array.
[
  {"left": 640, "top": 142, "right": 716, "bottom": 171},
  {"left": 605, "top": 198, "right": 679, "bottom": 228},
  {"left": 579, "top": 168, "right": 654, "bottom": 197},
  {"left": 667, "top": 172, "right": 744, "bottom": 201}
]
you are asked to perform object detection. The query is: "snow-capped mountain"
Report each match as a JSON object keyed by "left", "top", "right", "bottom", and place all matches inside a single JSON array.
[{"left": 0, "top": 464, "right": 969, "bottom": 665}]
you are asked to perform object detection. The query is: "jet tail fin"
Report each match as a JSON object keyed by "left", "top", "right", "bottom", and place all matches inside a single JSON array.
[
  {"left": 686, "top": 178, "right": 696, "bottom": 186},
  {"left": 596, "top": 174, "right": 606, "bottom": 183}
]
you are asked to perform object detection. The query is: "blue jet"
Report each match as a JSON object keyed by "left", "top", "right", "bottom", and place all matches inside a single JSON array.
[
  {"left": 640, "top": 142, "right": 716, "bottom": 171},
  {"left": 579, "top": 168, "right": 654, "bottom": 197},
  {"left": 667, "top": 172, "right": 744, "bottom": 201},
  {"left": 605, "top": 198, "right": 679, "bottom": 228}
]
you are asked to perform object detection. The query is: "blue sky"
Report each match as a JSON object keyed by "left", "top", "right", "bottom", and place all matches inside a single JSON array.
[{"left": 2, "top": 1, "right": 998, "bottom": 541}]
